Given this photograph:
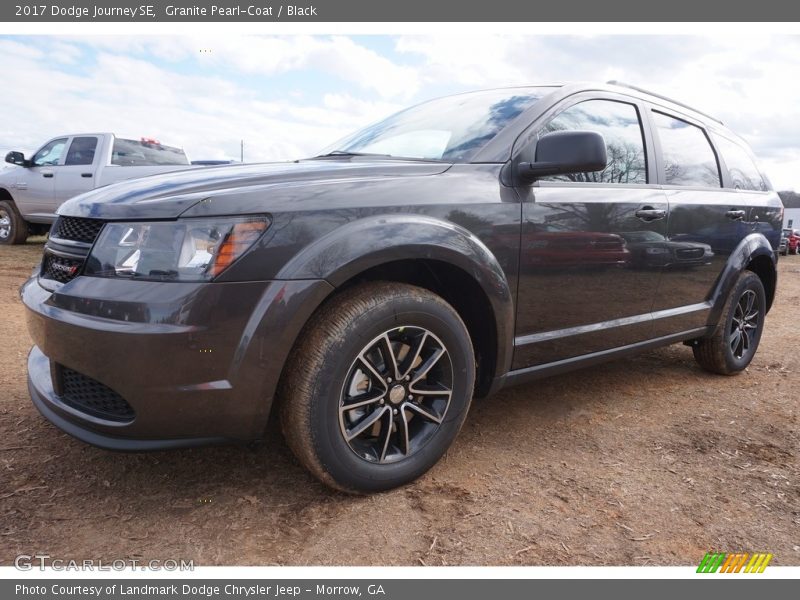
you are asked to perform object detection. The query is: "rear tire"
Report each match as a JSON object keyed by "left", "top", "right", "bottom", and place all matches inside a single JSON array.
[
  {"left": 693, "top": 271, "right": 765, "bottom": 375},
  {"left": 0, "top": 200, "right": 28, "bottom": 245},
  {"left": 279, "top": 282, "right": 475, "bottom": 493}
]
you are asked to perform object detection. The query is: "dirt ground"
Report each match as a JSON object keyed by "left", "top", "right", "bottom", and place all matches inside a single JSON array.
[{"left": 0, "top": 239, "right": 797, "bottom": 567}]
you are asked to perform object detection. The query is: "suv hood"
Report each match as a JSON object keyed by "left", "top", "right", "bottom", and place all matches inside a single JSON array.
[{"left": 58, "top": 159, "right": 451, "bottom": 220}]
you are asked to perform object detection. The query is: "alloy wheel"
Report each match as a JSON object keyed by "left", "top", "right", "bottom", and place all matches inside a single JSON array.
[
  {"left": 0, "top": 208, "right": 11, "bottom": 240},
  {"left": 339, "top": 326, "right": 453, "bottom": 464},
  {"left": 729, "top": 289, "right": 760, "bottom": 360}
]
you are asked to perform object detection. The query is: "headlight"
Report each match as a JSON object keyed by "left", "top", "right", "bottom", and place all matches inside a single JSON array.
[{"left": 85, "top": 216, "right": 269, "bottom": 282}]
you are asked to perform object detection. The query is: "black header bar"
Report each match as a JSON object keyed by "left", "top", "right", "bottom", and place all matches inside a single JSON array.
[{"left": 3, "top": 0, "right": 800, "bottom": 22}]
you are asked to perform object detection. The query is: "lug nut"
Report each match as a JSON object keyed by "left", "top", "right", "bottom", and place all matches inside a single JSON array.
[
  {"left": 405, "top": 375, "right": 410, "bottom": 381},
  {"left": 387, "top": 377, "right": 393, "bottom": 383},
  {"left": 393, "top": 409, "right": 398, "bottom": 415},
  {"left": 408, "top": 394, "right": 413, "bottom": 400},
  {"left": 379, "top": 399, "right": 385, "bottom": 405}
]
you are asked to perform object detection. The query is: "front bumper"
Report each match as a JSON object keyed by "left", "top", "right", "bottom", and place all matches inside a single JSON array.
[
  {"left": 27, "top": 346, "right": 226, "bottom": 451},
  {"left": 22, "top": 274, "right": 333, "bottom": 450}
]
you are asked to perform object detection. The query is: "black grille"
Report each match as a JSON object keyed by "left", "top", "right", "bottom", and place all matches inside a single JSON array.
[
  {"left": 52, "top": 217, "right": 104, "bottom": 244},
  {"left": 41, "top": 254, "right": 83, "bottom": 284},
  {"left": 59, "top": 367, "right": 135, "bottom": 422}
]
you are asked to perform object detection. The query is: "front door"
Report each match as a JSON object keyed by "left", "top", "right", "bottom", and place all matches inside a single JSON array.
[
  {"left": 13, "top": 137, "right": 68, "bottom": 217},
  {"left": 513, "top": 96, "right": 667, "bottom": 369}
]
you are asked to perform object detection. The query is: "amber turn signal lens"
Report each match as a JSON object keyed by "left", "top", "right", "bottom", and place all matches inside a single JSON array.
[{"left": 209, "top": 220, "right": 268, "bottom": 277}]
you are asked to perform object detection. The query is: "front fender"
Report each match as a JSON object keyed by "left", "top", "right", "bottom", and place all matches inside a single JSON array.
[
  {"left": 276, "top": 214, "right": 516, "bottom": 379},
  {"left": 707, "top": 232, "right": 777, "bottom": 326}
]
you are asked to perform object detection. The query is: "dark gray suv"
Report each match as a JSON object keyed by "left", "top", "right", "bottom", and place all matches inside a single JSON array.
[{"left": 21, "top": 82, "right": 782, "bottom": 492}]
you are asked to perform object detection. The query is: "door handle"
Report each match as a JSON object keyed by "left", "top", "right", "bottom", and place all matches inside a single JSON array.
[
  {"left": 726, "top": 209, "right": 746, "bottom": 221},
  {"left": 81, "top": 173, "right": 92, "bottom": 178},
  {"left": 635, "top": 207, "right": 666, "bottom": 221},
  {"left": 41, "top": 171, "right": 54, "bottom": 178}
]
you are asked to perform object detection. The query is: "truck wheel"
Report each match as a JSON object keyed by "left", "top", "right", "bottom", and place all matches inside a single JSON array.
[
  {"left": 693, "top": 271, "right": 765, "bottom": 375},
  {"left": 279, "top": 281, "right": 475, "bottom": 493},
  {"left": 0, "top": 200, "right": 28, "bottom": 245}
]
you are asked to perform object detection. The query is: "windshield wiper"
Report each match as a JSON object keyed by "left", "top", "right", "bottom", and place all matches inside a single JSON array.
[{"left": 314, "top": 151, "right": 393, "bottom": 158}]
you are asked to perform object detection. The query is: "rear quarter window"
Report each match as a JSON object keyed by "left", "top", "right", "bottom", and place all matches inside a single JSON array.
[
  {"left": 713, "top": 134, "right": 769, "bottom": 191},
  {"left": 112, "top": 138, "right": 189, "bottom": 167}
]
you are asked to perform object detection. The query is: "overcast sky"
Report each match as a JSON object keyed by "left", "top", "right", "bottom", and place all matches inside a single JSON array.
[{"left": 1, "top": 34, "right": 798, "bottom": 190}]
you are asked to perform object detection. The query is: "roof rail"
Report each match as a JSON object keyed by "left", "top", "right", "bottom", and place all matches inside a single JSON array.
[{"left": 605, "top": 80, "right": 724, "bottom": 125}]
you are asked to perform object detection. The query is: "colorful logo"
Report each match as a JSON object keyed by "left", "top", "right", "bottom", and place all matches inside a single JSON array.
[{"left": 697, "top": 552, "right": 773, "bottom": 573}]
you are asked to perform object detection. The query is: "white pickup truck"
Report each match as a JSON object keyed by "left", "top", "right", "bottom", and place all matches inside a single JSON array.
[{"left": 0, "top": 133, "right": 196, "bottom": 244}]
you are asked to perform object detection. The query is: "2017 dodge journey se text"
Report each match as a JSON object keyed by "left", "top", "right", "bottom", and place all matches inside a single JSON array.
[{"left": 21, "top": 82, "right": 782, "bottom": 492}]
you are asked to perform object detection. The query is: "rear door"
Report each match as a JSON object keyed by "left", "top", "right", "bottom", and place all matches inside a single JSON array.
[
  {"left": 55, "top": 136, "right": 100, "bottom": 209},
  {"left": 711, "top": 132, "right": 781, "bottom": 251},
  {"left": 513, "top": 93, "right": 668, "bottom": 369},
  {"left": 648, "top": 109, "right": 754, "bottom": 336}
]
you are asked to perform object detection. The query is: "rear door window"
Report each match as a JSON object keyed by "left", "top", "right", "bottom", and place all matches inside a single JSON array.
[
  {"left": 65, "top": 136, "right": 98, "bottom": 166},
  {"left": 652, "top": 111, "right": 721, "bottom": 187},
  {"left": 539, "top": 99, "right": 647, "bottom": 184},
  {"left": 713, "top": 134, "right": 768, "bottom": 191}
]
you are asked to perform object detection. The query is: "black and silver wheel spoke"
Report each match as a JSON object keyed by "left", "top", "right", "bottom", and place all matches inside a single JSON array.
[
  {"left": 397, "top": 409, "right": 411, "bottom": 456},
  {"left": 339, "top": 326, "right": 453, "bottom": 464},
  {"left": 356, "top": 354, "right": 389, "bottom": 391},
  {"left": 399, "top": 331, "right": 428, "bottom": 379},
  {"left": 730, "top": 329, "right": 743, "bottom": 355},
  {"left": 340, "top": 388, "right": 385, "bottom": 412},
  {"left": 345, "top": 406, "right": 389, "bottom": 441},
  {"left": 378, "top": 409, "right": 394, "bottom": 462},
  {"left": 729, "top": 289, "right": 759, "bottom": 360},
  {"left": 405, "top": 401, "right": 444, "bottom": 425},
  {"left": 377, "top": 334, "right": 401, "bottom": 381},
  {"left": 409, "top": 380, "right": 452, "bottom": 399},
  {"left": 411, "top": 346, "right": 447, "bottom": 386}
]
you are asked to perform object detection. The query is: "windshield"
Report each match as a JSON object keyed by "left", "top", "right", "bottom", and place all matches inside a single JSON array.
[{"left": 318, "top": 88, "right": 551, "bottom": 162}]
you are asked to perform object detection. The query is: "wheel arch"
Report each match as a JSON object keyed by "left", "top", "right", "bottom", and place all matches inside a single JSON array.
[
  {"left": 707, "top": 232, "right": 777, "bottom": 328},
  {"left": 275, "top": 214, "right": 516, "bottom": 398},
  {"left": 0, "top": 187, "right": 15, "bottom": 202},
  {"left": 333, "top": 258, "right": 503, "bottom": 398}
]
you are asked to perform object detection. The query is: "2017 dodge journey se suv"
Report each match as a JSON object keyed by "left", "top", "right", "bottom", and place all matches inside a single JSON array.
[{"left": 21, "top": 82, "right": 782, "bottom": 492}]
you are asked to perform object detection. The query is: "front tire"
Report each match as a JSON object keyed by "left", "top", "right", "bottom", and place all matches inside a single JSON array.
[
  {"left": 279, "top": 282, "right": 475, "bottom": 493},
  {"left": 693, "top": 270, "right": 765, "bottom": 375},
  {"left": 0, "top": 200, "right": 28, "bottom": 245}
]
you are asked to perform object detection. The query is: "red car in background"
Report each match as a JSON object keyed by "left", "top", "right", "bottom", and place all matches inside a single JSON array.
[
  {"left": 783, "top": 228, "right": 800, "bottom": 255},
  {"left": 521, "top": 231, "right": 631, "bottom": 268}
]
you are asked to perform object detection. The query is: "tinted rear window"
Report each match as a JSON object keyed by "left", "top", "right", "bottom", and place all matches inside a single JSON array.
[
  {"left": 112, "top": 138, "right": 189, "bottom": 167},
  {"left": 713, "top": 134, "right": 768, "bottom": 191},
  {"left": 65, "top": 136, "right": 98, "bottom": 166}
]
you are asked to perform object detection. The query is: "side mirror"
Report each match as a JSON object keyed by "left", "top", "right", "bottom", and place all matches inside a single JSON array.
[
  {"left": 5, "top": 151, "right": 28, "bottom": 167},
  {"left": 518, "top": 130, "right": 607, "bottom": 182}
]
